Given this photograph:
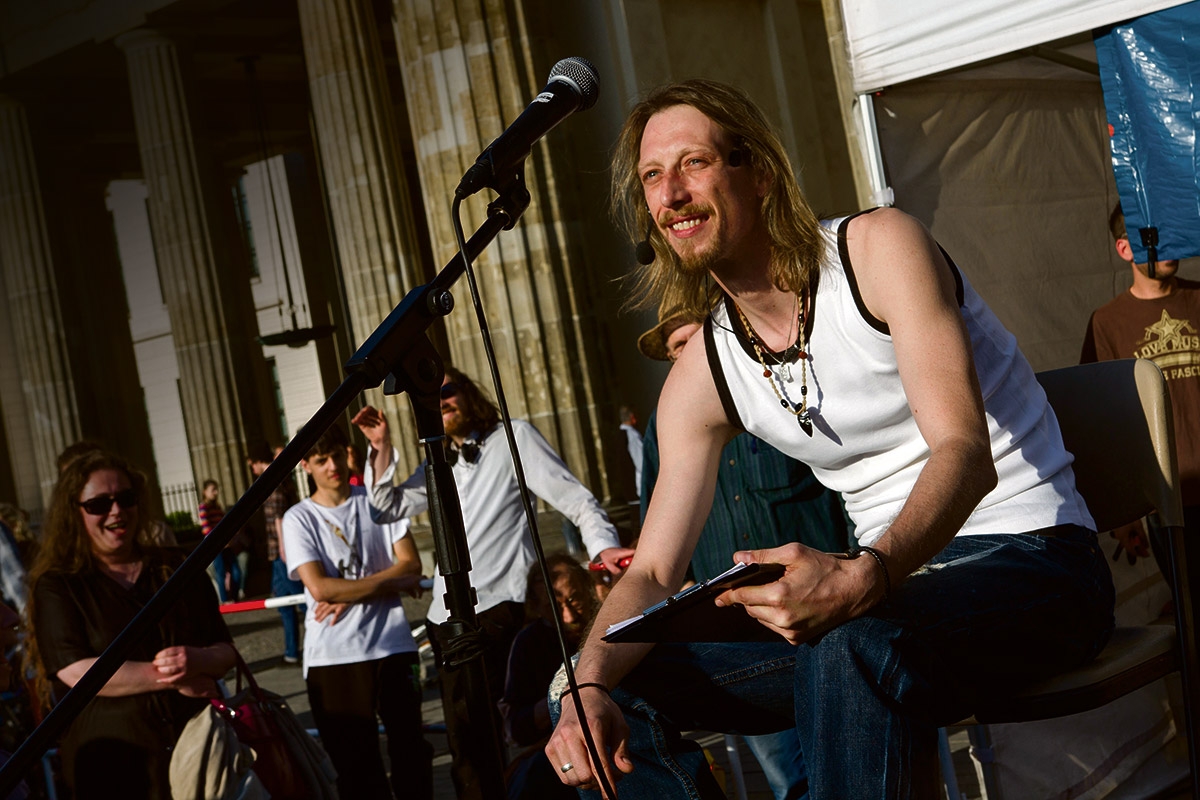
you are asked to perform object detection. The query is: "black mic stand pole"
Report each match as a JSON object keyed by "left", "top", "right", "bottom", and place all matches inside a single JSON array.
[{"left": 0, "top": 176, "right": 527, "bottom": 800}]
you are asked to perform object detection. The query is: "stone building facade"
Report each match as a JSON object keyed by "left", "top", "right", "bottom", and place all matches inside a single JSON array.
[{"left": 0, "top": 0, "right": 860, "bottom": 524}]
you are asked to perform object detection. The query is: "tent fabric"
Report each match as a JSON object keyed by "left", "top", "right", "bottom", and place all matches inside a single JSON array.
[
  {"left": 1096, "top": 2, "right": 1200, "bottom": 263},
  {"left": 841, "top": 0, "right": 1189, "bottom": 93},
  {"left": 873, "top": 76, "right": 1127, "bottom": 373}
]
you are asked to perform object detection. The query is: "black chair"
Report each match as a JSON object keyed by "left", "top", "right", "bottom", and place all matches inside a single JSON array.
[{"left": 958, "top": 359, "right": 1197, "bottom": 797}]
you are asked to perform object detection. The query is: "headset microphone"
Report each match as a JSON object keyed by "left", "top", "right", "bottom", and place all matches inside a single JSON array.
[{"left": 635, "top": 218, "right": 656, "bottom": 266}]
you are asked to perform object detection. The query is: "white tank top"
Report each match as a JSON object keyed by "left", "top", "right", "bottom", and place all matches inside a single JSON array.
[{"left": 705, "top": 213, "right": 1094, "bottom": 546}]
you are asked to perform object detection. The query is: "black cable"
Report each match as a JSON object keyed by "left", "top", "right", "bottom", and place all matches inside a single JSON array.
[{"left": 450, "top": 195, "right": 618, "bottom": 799}]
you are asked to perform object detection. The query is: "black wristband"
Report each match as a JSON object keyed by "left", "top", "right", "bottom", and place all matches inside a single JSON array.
[
  {"left": 855, "top": 546, "right": 892, "bottom": 603},
  {"left": 561, "top": 682, "right": 610, "bottom": 701}
]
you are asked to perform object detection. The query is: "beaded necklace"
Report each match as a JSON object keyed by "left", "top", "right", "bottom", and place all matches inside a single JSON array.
[{"left": 732, "top": 292, "right": 813, "bottom": 436}]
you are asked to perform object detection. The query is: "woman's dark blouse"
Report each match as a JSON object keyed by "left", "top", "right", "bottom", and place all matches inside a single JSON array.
[{"left": 33, "top": 548, "right": 231, "bottom": 799}]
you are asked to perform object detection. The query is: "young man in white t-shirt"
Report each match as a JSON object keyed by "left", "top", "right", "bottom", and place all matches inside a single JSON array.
[{"left": 282, "top": 424, "right": 432, "bottom": 799}]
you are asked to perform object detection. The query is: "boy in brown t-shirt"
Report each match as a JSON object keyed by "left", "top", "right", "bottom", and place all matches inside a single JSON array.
[{"left": 1081, "top": 203, "right": 1200, "bottom": 598}]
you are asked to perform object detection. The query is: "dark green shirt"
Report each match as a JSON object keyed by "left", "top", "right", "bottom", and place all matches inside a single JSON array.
[{"left": 640, "top": 412, "right": 853, "bottom": 583}]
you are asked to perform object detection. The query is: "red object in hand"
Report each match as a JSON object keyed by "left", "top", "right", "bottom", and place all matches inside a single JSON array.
[{"left": 589, "top": 556, "right": 633, "bottom": 571}]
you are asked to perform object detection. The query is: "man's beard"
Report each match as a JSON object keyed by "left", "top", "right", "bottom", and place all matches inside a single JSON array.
[{"left": 444, "top": 409, "right": 473, "bottom": 439}]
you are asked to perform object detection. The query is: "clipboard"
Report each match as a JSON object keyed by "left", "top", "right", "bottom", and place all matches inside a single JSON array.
[{"left": 602, "top": 562, "right": 788, "bottom": 644}]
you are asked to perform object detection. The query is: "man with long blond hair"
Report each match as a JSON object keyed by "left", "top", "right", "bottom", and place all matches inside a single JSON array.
[{"left": 546, "top": 79, "right": 1114, "bottom": 798}]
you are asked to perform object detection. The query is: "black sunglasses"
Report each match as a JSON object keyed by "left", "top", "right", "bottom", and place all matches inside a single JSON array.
[
  {"left": 440, "top": 382, "right": 460, "bottom": 400},
  {"left": 78, "top": 490, "right": 138, "bottom": 516}
]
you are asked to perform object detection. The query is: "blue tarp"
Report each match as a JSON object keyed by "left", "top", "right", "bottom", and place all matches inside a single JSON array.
[{"left": 1095, "top": 2, "right": 1200, "bottom": 262}]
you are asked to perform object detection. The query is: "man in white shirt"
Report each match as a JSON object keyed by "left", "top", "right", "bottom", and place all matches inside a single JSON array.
[
  {"left": 352, "top": 365, "right": 633, "bottom": 800},
  {"left": 281, "top": 424, "right": 431, "bottom": 800},
  {"left": 619, "top": 405, "right": 644, "bottom": 491}
]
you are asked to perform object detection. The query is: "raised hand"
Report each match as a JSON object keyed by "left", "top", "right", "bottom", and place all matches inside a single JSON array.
[{"left": 351, "top": 406, "right": 390, "bottom": 453}]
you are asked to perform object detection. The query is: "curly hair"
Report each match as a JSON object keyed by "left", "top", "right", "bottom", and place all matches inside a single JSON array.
[
  {"left": 24, "top": 450, "right": 160, "bottom": 709},
  {"left": 612, "top": 79, "right": 825, "bottom": 319}
]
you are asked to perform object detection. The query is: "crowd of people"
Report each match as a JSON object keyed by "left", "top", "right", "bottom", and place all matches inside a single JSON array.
[{"left": 0, "top": 75, "right": 1193, "bottom": 800}]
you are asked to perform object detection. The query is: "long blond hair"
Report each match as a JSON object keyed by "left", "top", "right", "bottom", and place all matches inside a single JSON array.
[
  {"left": 613, "top": 80, "right": 825, "bottom": 318},
  {"left": 24, "top": 450, "right": 158, "bottom": 709}
]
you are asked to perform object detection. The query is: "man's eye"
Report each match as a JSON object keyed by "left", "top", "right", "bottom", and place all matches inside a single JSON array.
[{"left": 641, "top": 170, "right": 660, "bottom": 183}]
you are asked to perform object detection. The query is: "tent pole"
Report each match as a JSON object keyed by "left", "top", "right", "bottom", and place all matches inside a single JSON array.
[{"left": 856, "top": 92, "right": 894, "bottom": 207}]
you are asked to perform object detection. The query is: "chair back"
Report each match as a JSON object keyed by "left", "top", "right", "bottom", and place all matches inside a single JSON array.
[{"left": 1036, "top": 359, "right": 1184, "bottom": 530}]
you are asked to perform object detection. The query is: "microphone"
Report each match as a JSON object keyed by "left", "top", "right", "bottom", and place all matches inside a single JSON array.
[{"left": 455, "top": 57, "right": 600, "bottom": 198}]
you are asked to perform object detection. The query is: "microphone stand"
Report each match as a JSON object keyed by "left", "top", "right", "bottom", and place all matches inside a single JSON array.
[{"left": 0, "top": 174, "right": 531, "bottom": 800}]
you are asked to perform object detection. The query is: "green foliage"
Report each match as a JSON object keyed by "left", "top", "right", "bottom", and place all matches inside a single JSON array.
[{"left": 165, "top": 510, "right": 198, "bottom": 531}]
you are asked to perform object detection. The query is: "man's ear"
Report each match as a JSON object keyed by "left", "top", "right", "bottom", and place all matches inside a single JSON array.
[
  {"left": 299, "top": 459, "right": 312, "bottom": 475},
  {"left": 1115, "top": 236, "right": 1135, "bottom": 264},
  {"left": 755, "top": 168, "right": 772, "bottom": 199}
]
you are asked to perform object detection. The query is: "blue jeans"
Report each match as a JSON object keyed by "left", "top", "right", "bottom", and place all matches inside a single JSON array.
[
  {"left": 744, "top": 730, "right": 806, "bottom": 800},
  {"left": 208, "top": 551, "right": 240, "bottom": 603},
  {"left": 551, "top": 529, "right": 1114, "bottom": 800},
  {"left": 272, "top": 558, "right": 305, "bottom": 659}
]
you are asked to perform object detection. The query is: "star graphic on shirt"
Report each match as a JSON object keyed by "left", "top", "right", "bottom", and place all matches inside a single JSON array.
[{"left": 1143, "top": 310, "right": 1193, "bottom": 346}]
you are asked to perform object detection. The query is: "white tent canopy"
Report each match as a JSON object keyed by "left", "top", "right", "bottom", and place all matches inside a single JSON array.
[{"left": 840, "top": 0, "right": 1188, "bottom": 92}]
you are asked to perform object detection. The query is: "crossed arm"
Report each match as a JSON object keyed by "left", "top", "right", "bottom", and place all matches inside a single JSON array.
[
  {"left": 294, "top": 536, "right": 424, "bottom": 627},
  {"left": 57, "top": 642, "right": 237, "bottom": 699}
]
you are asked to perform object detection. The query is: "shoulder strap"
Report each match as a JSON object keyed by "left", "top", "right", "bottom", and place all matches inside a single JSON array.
[{"left": 703, "top": 314, "right": 745, "bottom": 432}]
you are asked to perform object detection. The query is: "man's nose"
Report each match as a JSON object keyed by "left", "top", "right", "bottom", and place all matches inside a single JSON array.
[{"left": 657, "top": 169, "right": 690, "bottom": 208}]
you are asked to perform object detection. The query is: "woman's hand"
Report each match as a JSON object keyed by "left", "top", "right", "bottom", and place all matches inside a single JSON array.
[
  {"left": 152, "top": 645, "right": 200, "bottom": 685},
  {"left": 173, "top": 674, "right": 220, "bottom": 698}
]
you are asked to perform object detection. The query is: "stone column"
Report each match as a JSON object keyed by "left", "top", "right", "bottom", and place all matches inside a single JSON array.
[
  {"left": 391, "top": 0, "right": 624, "bottom": 498},
  {"left": 116, "top": 31, "right": 272, "bottom": 500},
  {"left": 0, "top": 96, "right": 81, "bottom": 506},
  {"left": 46, "top": 172, "right": 163, "bottom": 512},
  {"left": 297, "top": 0, "right": 426, "bottom": 476}
]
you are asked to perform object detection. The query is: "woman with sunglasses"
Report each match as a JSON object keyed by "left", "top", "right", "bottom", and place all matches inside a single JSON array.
[{"left": 24, "top": 449, "right": 235, "bottom": 799}]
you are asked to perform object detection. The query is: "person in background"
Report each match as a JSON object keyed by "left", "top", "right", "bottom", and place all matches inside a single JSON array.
[
  {"left": 56, "top": 442, "right": 176, "bottom": 547},
  {"left": 354, "top": 365, "right": 632, "bottom": 800},
  {"left": 346, "top": 442, "right": 366, "bottom": 487},
  {"left": 247, "top": 442, "right": 305, "bottom": 665},
  {"left": 618, "top": 405, "right": 644, "bottom": 493},
  {"left": 198, "top": 480, "right": 249, "bottom": 603},
  {"left": 25, "top": 449, "right": 234, "bottom": 799},
  {"left": 1081, "top": 202, "right": 1200, "bottom": 602},
  {"left": 282, "top": 423, "right": 432, "bottom": 800},
  {"left": 0, "top": 504, "right": 37, "bottom": 569},
  {"left": 499, "top": 554, "right": 597, "bottom": 800}
]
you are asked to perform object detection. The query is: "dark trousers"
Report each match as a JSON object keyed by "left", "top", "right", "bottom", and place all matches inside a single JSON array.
[
  {"left": 306, "top": 651, "right": 432, "bottom": 800},
  {"left": 427, "top": 601, "right": 525, "bottom": 800}
]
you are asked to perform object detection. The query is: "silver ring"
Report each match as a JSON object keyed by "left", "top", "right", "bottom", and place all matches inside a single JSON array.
[{"left": 560, "top": 762, "right": 574, "bottom": 774}]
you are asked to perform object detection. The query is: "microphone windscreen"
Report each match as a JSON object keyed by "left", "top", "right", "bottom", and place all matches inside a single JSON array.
[
  {"left": 635, "top": 240, "right": 656, "bottom": 266},
  {"left": 549, "top": 57, "right": 600, "bottom": 110}
]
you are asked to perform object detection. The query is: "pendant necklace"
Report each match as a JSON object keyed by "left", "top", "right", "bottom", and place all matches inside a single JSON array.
[{"left": 733, "top": 291, "right": 813, "bottom": 436}]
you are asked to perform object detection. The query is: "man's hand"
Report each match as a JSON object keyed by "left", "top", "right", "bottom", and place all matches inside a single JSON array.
[
  {"left": 313, "top": 601, "right": 349, "bottom": 625},
  {"left": 715, "top": 543, "right": 882, "bottom": 645},
  {"left": 545, "top": 686, "right": 633, "bottom": 797},
  {"left": 1109, "top": 520, "right": 1150, "bottom": 565},
  {"left": 596, "top": 547, "right": 636, "bottom": 576},
  {"left": 351, "top": 405, "right": 391, "bottom": 453}
]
